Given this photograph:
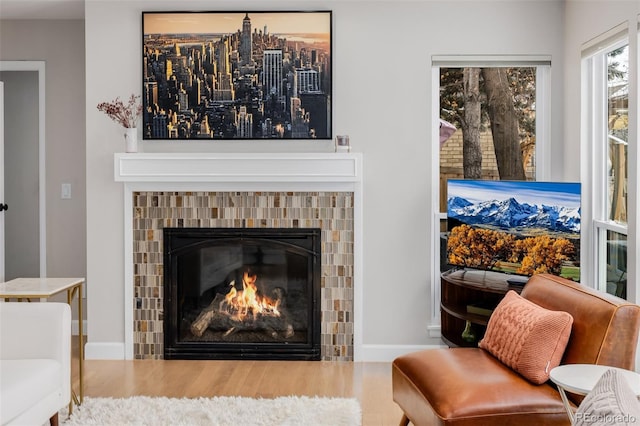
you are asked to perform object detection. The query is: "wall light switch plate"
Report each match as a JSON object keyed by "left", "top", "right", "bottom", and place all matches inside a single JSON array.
[{"left": 61, "top": 183, "right": 71, "bottom": 199}]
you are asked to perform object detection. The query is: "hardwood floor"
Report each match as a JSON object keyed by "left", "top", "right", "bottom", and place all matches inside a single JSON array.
[{"left": 72, "top": 339, "right": 404, "bottom": 426}]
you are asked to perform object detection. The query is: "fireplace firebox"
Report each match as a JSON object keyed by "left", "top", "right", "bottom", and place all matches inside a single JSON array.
[{"left": 163, "top": 227, "right": 321, "bottom": 360}]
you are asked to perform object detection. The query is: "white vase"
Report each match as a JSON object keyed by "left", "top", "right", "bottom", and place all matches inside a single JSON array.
[{"left": 124, "top": 127, "right": 138, "bottom": 153}]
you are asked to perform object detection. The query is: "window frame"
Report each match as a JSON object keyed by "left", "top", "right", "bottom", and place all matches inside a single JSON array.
[
  {"left": 429, "top": 56, "right": 552, "bottom": 330},
  {"left": 581, "top": 24, "right": 632, "bottom": 299}
]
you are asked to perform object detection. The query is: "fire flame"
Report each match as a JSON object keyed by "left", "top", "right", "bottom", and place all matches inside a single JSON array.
[{"left": 221, "top": 271, "right": 281, "bottom": 320}]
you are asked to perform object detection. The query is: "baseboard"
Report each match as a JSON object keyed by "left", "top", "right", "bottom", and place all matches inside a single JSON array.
[
  {"left": 356, "top": 344, "right": 445, "bottom": 362},
  {"left": 427, "top": 324, "right": 441, "bottom": 338},
  {"left": 85, "top": 342, "right": 126, "bottom": 360}
]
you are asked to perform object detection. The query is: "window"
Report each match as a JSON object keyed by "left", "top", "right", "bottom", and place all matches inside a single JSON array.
[
  {"left": 582, "top": 25, "right": 629, "bottom": 299},
  {"left": 606, "top": 45, "right": 629, "bottom": 226},
  {"left": 438, "top": 66, "right": 539, "bottom": 215},
  {"left": 429, "top": 56, "right": 551, "bottom": 328}
]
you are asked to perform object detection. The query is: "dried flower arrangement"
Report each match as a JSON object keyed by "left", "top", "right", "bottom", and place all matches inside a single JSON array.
[{"left": 96, "top": 94, "right": 143, "bottom": 128}]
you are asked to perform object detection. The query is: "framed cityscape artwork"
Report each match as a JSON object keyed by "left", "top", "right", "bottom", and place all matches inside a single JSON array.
[{"left": 142, "top": 11, "right": 332, "bottom": 140}]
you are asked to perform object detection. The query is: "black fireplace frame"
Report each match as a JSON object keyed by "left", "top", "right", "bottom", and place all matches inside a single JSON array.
[{"left": 163, "top": 227, "right": 322, "bottom": 360}]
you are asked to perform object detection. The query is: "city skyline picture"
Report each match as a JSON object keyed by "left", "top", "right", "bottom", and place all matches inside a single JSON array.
[{"left": 142, "top": 11, "right": 332, "bottom": 140}]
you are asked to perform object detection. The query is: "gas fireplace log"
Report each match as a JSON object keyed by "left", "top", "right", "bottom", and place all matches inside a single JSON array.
[
  {"left": 190, "top": 294, "right": 225, "bottom": 337},
  {"left": 189, "top": 286, "right": 296, "bottom": 338},
  {"left": 191, "top": 308, "right": 296, "bottom": 338},
  {"left": 271, "top": 287, "right": 294, "bottom": 338},
  {"left": 190, "top": 307, "right": 215, "bottom": 337},
  {"left": 264, "top": 323, "right": 295, "bottom": 339}
]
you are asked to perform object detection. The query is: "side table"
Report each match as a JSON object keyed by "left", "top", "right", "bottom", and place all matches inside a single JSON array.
[
  {"left": 0, "top": 277, "right": 85, "bottom": 411},
  {"left": 550, "top": 364, "right": 640, "bottom": 424}
]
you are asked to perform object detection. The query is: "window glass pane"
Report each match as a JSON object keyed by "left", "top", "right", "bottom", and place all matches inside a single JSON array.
[
  {"left": 605, "top": 230, "right": 627, "bottom": 298},
  {"left": 606, "top": 45, "right": 628, "bottom": 224},
  {"left": 439, "top": 67, "right": 537, "bottom": 212},
  {"left": 440, "top": 218, "right": 451, "bottom": 273}
]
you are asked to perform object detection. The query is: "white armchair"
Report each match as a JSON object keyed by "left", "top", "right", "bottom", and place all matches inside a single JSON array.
[{"left": 0, "top": 302, "right": 71, "bottom": 426}]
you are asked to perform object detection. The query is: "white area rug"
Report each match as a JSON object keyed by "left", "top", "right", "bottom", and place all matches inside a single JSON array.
[{"left": 61, "top": 395, "right": 362, "bottom": 426}]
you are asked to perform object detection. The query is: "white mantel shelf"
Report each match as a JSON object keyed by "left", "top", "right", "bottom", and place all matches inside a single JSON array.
[
  {"left": 108, "top": 151, "right": 364, "bottom": 361},
  {"left": 114, "top": 152, "right": 362, "bottom": 183}
]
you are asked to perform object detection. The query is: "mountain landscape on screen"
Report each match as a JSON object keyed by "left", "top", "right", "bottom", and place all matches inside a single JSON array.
[
  {"left": 447, "top": 196, "right": 581, "bottom": 234},
  {"left": 446, "top": 180, "right": 581, "bottom": 280}
]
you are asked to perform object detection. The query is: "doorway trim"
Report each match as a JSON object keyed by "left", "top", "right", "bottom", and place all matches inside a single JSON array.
[{"left": 0, "top": 60, "right": 47, "bottom": 277}]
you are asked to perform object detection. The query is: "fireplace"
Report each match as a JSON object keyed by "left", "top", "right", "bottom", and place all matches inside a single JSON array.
[
  {"left": 113, "top": 153, "right": 363, "bottom": 361},
  {"left": 163, "top": 227, "right": 322, "bottom": 360}
]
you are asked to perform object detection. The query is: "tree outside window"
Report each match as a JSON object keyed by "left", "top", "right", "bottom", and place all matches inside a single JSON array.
[
  {"left": 606, "top": 45, "right": 628, "bottom": 225},
  {"left": 603, "top": 44, "right": 628, "bottom": 298},
  {"left": 438, "top": 67, "right": 537, "bottom": 213}
]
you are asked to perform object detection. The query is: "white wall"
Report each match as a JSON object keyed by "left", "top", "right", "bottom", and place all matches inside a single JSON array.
[{"left": 85, "top": 0, "right": 566, "bottom": 360}]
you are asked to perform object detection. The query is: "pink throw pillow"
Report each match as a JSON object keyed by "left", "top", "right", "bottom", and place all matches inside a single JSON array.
[{"left": 479, "top": 290, "right": 573, "bottom": 384}]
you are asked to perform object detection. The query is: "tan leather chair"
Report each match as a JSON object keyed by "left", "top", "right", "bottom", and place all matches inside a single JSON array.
[{"left": 392, "top": 274, "right": 640, "bottom": 426}]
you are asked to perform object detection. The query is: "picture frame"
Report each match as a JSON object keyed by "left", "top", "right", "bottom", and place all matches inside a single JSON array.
[{"left": 142, "top": 11, "right": 332, "bottom": 141}]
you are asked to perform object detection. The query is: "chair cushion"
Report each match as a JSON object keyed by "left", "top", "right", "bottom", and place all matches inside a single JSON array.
[
  {"left": 575, "top": 368, "right": 640, "bottom": 426},
  {"left": 479, "top": 290, "right": 573, "bottom": 384},
  {"left": 0, "top": 359, "right": 62, "bottom": 424},
  {"left": 392, "top": 347, "right": 569, "bottom": 425}
]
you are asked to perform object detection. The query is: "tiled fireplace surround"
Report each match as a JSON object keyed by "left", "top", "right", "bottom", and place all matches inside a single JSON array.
[{"left": 115, "top": 153, "right": 363, "bottom": 361}]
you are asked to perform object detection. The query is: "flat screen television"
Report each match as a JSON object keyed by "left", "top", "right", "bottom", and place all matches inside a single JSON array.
[{"left": 446, "top": 179, "right": 581, "bottom": 282}]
